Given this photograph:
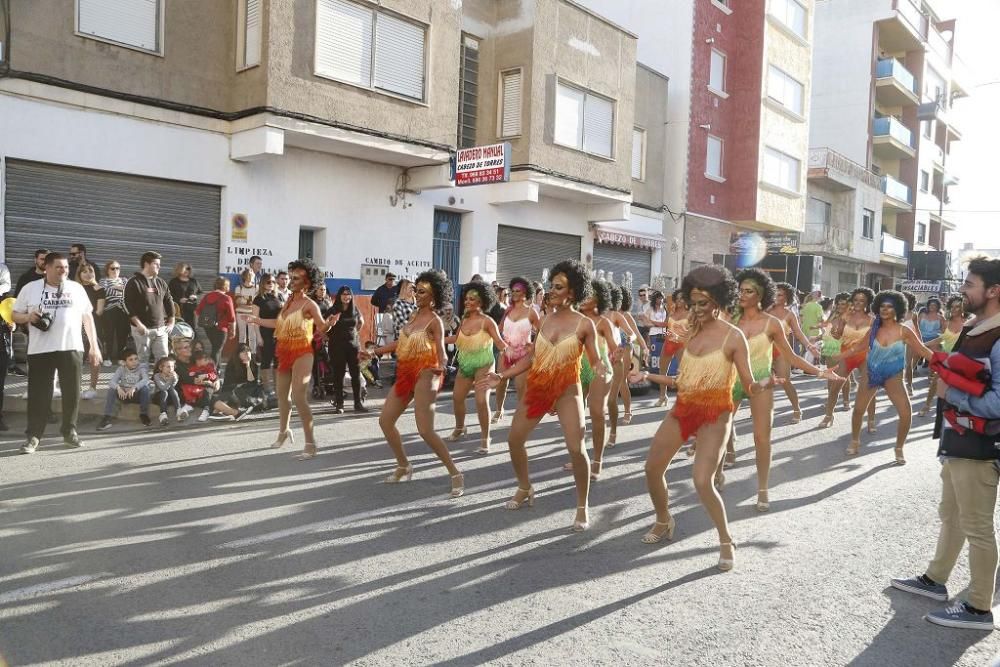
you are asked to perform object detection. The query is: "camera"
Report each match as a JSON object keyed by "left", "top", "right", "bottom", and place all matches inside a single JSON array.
[{"left": 32, "top": 312, "right": 53, "bottom": 332}]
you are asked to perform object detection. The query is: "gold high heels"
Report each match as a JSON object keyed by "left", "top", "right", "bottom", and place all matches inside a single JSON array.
[
  {"left": 505, "top": 486, "right": 534, "bottom": 510},
  {"left": 450, "top": 473, "right": 465, "bottom": 498},
  {"left": 385, "top": 464, "right": 414, "bottom": 483},
  {"left": 571, "top": 506, "right": 590, "bottom": 532},
  {"left": 271, "top": 430, "right": 294, "bottom": 449},
  {"left": 296, "top": 443, "right": 316, "bottom": 460},
  {"left": 641, "top": 516, "right": 676, "bottom": 544},
  {"left": 718, "top": 542, "right": 737, "bottom": 572}
]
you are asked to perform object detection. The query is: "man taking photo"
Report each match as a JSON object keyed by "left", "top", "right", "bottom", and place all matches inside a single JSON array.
[{"left": 13, "top": 252, "right": 102, "bottom": 453}]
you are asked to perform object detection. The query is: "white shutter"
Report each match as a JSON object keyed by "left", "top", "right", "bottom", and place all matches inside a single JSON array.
[
  {"left": 500, "top": 69, "right": 522, "bottom": 137},
  {"left": 243, "top": 0, "right": 262, "bottom": 68},
  {"left": 373, "top": 11, "right": 425, "bottom": 100},
  {"left": 555, "top": 83, "right": 585, "bottom": 149},
  {"left": 631, "top": 128, "right": 644, "bottom": 180},
  {"left": 316, "top": 0, "right": 373, "bottom": 87},
  {"left": 583, "top": 93, "right": 614, "bottom": 158},
  {"left": 78, "top": 0, "right": 159, "bottom": 52}
]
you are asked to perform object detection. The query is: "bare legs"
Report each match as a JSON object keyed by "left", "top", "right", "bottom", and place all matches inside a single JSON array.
[
  {"left": 587, "top": 374, "right": 613, "bottom": 478},
  {"left": 773, "top": 353, "right": 800, "bottom": 420},
  {"left": 493, "top": 366, "right": 525, "bottom": 423},
  {"left": 850, "top": 372, "right": 906, "bottom": 461},
  {"left": 657, "top": 348, "right": 676, "bottom": 404},
  {"left": 607, "top": 357, "right": 627, "bottom": 444},
  {"left": 276, "top": 353, "right": 316, "bottom": 455},
  {"left": 451, "top": 365, "right": 494, "bottom": 451},
  {"left": 921, "top": 372, "right": 939, "bottom": 416}
]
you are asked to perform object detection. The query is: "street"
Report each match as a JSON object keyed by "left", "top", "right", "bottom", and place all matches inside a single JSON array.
[{"left": 1, "top": 374, "right": 999, "bottom": 666}]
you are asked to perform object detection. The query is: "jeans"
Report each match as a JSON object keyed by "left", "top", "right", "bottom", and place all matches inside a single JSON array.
[
  {"left": 156, "top": 387, "right": 181, "bottom": 413},
  {"left": 329, "top": 339, "right": 361, "bottom": 406},
  {"left": 26, "top": 350, "right": 82, "bottom": 440},
  {"left": 103, "top": 384, "right": 151, "bottom": 417},
  {"left": 926, "top": 458, "right": 1000, "bottom": 610},
  {"left": 131, "top": 325, "right": 169, "bottom": 365}
]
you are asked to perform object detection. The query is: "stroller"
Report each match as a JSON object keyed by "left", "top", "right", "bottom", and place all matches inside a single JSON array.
[{"left": 312, "top": 331, "right": 368, "bottom": 403}]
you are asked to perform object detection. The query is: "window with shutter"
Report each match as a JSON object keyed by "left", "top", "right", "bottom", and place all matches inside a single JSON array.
[
  {"left": 583, "top": 94, "right": 614, "bottom": 158},
  {"left": 77, "top": 0, "right": 161, "bottom": 53},
  {"left": 239, "top": 0, "right": 262, "bottom": 69},
  {"left": 499, "top": 69, "right": 522, "bottom": 138},
  {"left": 631, "top": 128, "right": 645, "bottom": 180},
  {"left": 767, "top": 65, "right": 804, "bottom": 115},
  {"left": 554, "top": 84, "right": 585, "bottom": 149},
  {"left": 554, "top": 81, "right": 615, "bottom": 158},
  {"left": 374, "top": 12, "right": 425, "bottom": 100}
]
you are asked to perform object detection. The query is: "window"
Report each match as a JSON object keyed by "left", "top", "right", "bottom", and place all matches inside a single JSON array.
[
  {"left": 315, "top": 0, "right": 427, "bottom": 102},
  {"left": 769, "top": 0, "right": 807, "bottom": 39},
  {"left": 77, "top": 0, "right": 161, "bottom": 54},
  {"left": 709, "top": 49, "right": 727, "bottom": 93},
  {"left": 499, "top": 68, "right": 522, "bottom": 138},
  {"left": 862, "top": 208, "right": 875, "bottom": 240},
  {"left": 838, "top": 271, "right": 858, "bottom": 288},
  {"left": 767, "top": 65, "right": 804, "bottom": 115},
  {"left": 299, "top": 229, "right": 315, "bottom": 260},
  {"left": 238, "top": 0, "right": 262, "bottom": 69},
  {"left": 631, "top": 127, "right": 646, "bottom": 180},
  {"left": 922, "top": 120, "right": 933, "bottom": 139},
  {"left": 807, "top": 197, "right": 831, "bottom": 225},
  {"left": 917, "top": 222, "right": 927, "bottom": 244},
  {"left": 554, "top": 81, "right": 615, "bottom": 158},
  {"left": 457, "top": 35, "right": 479, "bottom": 149},
  {"left": 706, "top": 135, "right": 724, "bottom": 179},
  {"left": 920, "top": 170, "right": 930, "bottom": 192},
  {"left": 762, "top": 147, "right": 801, "bottom": 192}
]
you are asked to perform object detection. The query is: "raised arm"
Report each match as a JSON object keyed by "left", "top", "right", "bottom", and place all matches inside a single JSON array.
[
  {"left": 787, "top": 312, "right": 819, "bottom": 355},
  {"left": 485, "top": 316, "right": 508, "bottom": 351},
  {"left": 769, "top": 317, "right": 839, "bottom": 379}
]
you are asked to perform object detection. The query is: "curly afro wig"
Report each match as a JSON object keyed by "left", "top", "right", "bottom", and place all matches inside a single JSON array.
[
  {"left": 671, "top": 288, "right": 686, "bottom": 308},
  {"left": 415, "top": 269, "right": 454, "bottom": 311},
  {"left": 926, "top": 296, "right": 942, "bottom": 312},
  {"left": 287, "top": 258, "right": 325, "bottom": 300},
  {"left": 549, "top": 259, "right": 592, "bottom": 305},
  {"left": 460, "top": 280, "right": 497, "bottom": 315},
  {"left": 850, "top": 287, "right": 876, "bottom": 312},
  {"left": 946, "top": 295, "right": 965, "bottom": 313},
  {"left": 834, "top": 291, "right": 852, "bottom": 305},
  {"left": 681, "top": 265, "right": 739, "bottom": 311},
  {"left": 507, "top": 276, "right": 535, "bottom": 302},
  {"left": 620, "top": 286, "right": 633, "bottom": 312},
  {"left": 775, "top": 282, "right": 797, "bottom": 307},
  {"left": 606, "top": 282, "right": 623, "bottom": 311},
  {"left": 589, "top": 279, "right": 612, "bottom": 314},
  {"left": 735, "top": 268, "right": 776, "bottom": 310},
  {"left": 873, "top": 290, "right": 908, "bottom": 321}
]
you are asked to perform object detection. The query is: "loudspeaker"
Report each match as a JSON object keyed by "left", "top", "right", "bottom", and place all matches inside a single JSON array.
[
  {"left": 757, "top": 254, "right": 820, "bottom": 293},
  {"left": 909, "top": 251, "right": 951, "bottom": 280}
]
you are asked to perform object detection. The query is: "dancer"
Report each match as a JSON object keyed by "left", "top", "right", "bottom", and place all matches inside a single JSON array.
[
  {"left": 606, "top": 284, "right": 646, "bottom": 445},
  {"left": 821, "top": 287, "right": 876, "bottom": 429},
  {"left": 722, "top": 269, "right": 841, "bottom": 510},
  {"left": 576, "top": 279, "right": 618, "bottom": 480},
  {"left": 918, "top": 295, "right": 967, "bottom": 417},
  {"left": 816, "top": 292, "right": 853, "bottom": 422},
  {"left": 918, "top": 297, "right": 946, "bottom": 346},
  {"left": 652, "top": 289, "right": 689, "bottom": 408},
  {"left": 478, "top": 259, "right": 605, "bottom": 531},
  {"left": 768, "top": 283, "right": 820, "bottom": 423},
  {"left": 492, "top": 277, "right": 540, "bottom": 424},
  {"left": 247, "top": 259, "right": 330, "bottom": 460},
  {"left": 848, "top": 290, "right": 935, "bottom": 463},
  {"left": 446, "top": 280, "right": 506, "bottom": 453},
  {"left": 631, "top": 265, "right": 760, "bottom": 571},
  {"left": 361, "top": 270, "right": 464, "bottom": 498},
  {"left": 901, "top": 291, "right": 919, "bottom": 396}
]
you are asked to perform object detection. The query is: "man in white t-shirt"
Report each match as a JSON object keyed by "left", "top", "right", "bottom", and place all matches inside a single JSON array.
[{"left": 13, "top": 252, "right": 102, "bottom": 453}]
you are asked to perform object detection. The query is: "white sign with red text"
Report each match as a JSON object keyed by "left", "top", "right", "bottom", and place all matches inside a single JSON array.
[{"left": 454, "top": 142, "right": 511, "bottom": 187}]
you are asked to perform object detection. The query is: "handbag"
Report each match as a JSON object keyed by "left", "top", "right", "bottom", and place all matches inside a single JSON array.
[{"left": 232, "top": 381, "right": 267, "bottom": 408}]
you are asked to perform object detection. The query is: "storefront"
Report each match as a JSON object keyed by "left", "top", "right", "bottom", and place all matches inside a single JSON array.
[{"left": 495, "top": 225, "right": 582, "bottom": 286}]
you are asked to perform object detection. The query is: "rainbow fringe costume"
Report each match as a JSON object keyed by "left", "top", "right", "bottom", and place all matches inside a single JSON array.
[
  {"left": 672, "top": 333, "right": 738, "bottom": 440},
  {"left": 940, "top": 326, "right": 960, "bottom": 353},
  {"left": 501, "top": 316, "right": 533, "bottom": 369},
  {"left": 580, "top": 329, "right": 612, "bottom": 389},
  {"left": 275, "top": 309, "right": 314, "bottom": 372},
  {"left": 525, "top": 332, "right": 583, "bottom": 418},
  {"left": 867, "top": 337, "right": 905, "bottom": 388},
  {"left": 840, "top": 322, "right": 871, "bottom": 373},
  {"left": 662, "top": 316, "right": 688, "bottom": 358},
  {"left": 733, "top": 331, "right": 772, "bottom": 402},
  {"left": 821, "top": 332, "right": 842, "bottom": 358},
  {"left": 395, "top": 324, "right": 438, "bottom": 397},
  {"left": 455, "top": 326, "right": 494, "bottom": 378}
]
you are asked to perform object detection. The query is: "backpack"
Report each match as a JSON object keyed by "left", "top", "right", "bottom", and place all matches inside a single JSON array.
[{"left": 199, "top": 296, "right": 220, "bottom": 329}]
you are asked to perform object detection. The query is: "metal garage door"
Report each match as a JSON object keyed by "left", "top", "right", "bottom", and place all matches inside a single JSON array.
[
  {"left": 496, "top": 225, "right": 581, "bottom": 286},
  {"left": 3, "top": 160, "right": 221, "bottom": 282},
  {"left": 593, "top": 242, "right": 652, "bottom": 301}
]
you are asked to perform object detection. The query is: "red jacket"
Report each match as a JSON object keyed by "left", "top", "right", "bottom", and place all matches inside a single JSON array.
[{"left": 195, "top": 291, "right": 236, "bottom": 331}]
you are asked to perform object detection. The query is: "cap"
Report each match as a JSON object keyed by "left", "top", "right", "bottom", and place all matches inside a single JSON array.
[{"left": 385, "top": 273, "right": 397, "bottom": 279}]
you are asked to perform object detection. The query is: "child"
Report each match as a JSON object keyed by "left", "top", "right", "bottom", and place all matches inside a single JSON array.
[
  {"left": 97, "top": 351, "right": 151, "bottom": 430},
  {"left": 360, "top": 341, "right": 378, "bottom": 386},
  {"left": 182, "top": 351, "right": 220, "bottom": 423},
  {"left": 152, "top": 356, "right": 181, "bottom": 426}
]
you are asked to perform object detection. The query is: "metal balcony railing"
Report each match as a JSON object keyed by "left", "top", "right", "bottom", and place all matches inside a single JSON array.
[
  {"left": 876, "top": 58, "right": 918, "bottom": 95},
  {"left": 881, "top": 232, "right": 908, "bottom": 258},
  {"left": 873, "top": 117, "right": 914, "bottom": 148},
  {"left": 881, "top": 174, "right": 913, "bottom": 204}
]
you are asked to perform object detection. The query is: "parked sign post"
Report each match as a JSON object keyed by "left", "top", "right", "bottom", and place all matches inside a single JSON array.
[{"left": 454, "top": 142, "right": 511, "bottom": 187}]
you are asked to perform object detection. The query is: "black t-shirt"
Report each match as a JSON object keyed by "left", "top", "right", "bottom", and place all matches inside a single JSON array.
[
  {"left": 371, "top": 283, "right": 399, "bottom": 311},
  {"left": 84, "top": 285, "right": 106, "bottom": 313},
  {"left": 15, "top": 269, "right": 43, "bottom": 296},
  {"left": 168, "top": 277, "right": 202, "bottom": 305},
  {"left": 329, "top": 303, "right": 359, "bottom": 344},
  {"left": 253, "top": 294, "right": 282, "bottom": 321}
]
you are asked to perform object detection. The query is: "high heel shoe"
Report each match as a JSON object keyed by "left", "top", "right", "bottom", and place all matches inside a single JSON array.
[
  {"left": 476, "top": 438, "right": 491, "bottom": 455},
  {"left": 818, "top": 414, "right": 834, "bottom": 429},
  {"left": 723, "top": 451, "right": 736, "bottom": 468},
  {"left": 622, "top": 412, "right": 633, "bottom": 425},
  {"left": 654, "top": 397, "right": 667, "bottom": 408},
  {"left": 385, "top": 464, "right": 414, "bottom": 483},
  {"left": 445, "top": 427, "right": 466, "bottom": 442},
  {"left": 714, "top": 470, "right": 725, "bottom": 490},
  {"left": 607, "top": 432, "right": 617, "bottom": 448},
  {"left": 641, "top": 516, "right": 676, "bottom": 544},
  {"left": 271, "top": 430, "right": 294, "bottom": 449},
  {"left": 296, "top": 443, "right": 317, "bottom": 460},
  {"left": 571, "top": 506, "right": 589, "bottom": 532},
  {"left": 505, "top": 487, "right": 534, "bottom": 510},
  {"left": 450, "top": 473, "right": 465, "bottom": 498},
  {"left": 718, "top": 542, "right": 737, "bottom": 572},
  {"left": 846, "top": 440, "right": 860, "bottom": 456},
  {"left": 790, "top": 410, "right": 802, "bottom": 424},
  {"left": 893, "top": 447, "right": 906, "bottom": 466},
  {"left": 590, "top": 459, "right": 603, "bottom": 481},
  {"left": 756, "top": 489, "right": 770, "bottom": 513},
  {"left": 867, "top": 418, "right": 877, "bottom": 434},
  {"left": 490, "top": 411, "right": 503, "bottom": 425},
  {"left": 918, "top": 406, "right": 930, "bottom": 417}
]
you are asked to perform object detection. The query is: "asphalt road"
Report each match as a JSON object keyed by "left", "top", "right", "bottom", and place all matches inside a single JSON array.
[{"left": 2, "top": 372, "right": 999, "bottom": 666}]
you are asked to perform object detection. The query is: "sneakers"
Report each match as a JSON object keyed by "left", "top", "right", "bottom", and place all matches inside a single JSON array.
[
  {"left": 102, "top": 360, "right": 113, "bottom": 368},
  {"left": 197, "top": 409, "right": 210, "bottom": 423},
  {"left": 354, "top": 403, "right": 369, "bottom": 413},
  {"left": 925, "top": 601, "right": 995, "bottom": 631},
  {"left": 97, "top": 416, "right": 114, "bottom": 432},
  {"left": 158, "top": 412, "right": 169, "bottom": 427},
  {"left": 63, "top": 430, "right": 84, "bottom": 448},
  {"left": 178, "top": 405, "right": 192, "bottom": 422},
  {"left": 20, "top": 437, "right": 39, "bottom": 455},
  {"left": 235, "top": 406, "right": 254, "bottom": 421},
  {"left": 208, "top": 411, "right": 234, "bottom": 421},
  {"left": 81, "top": 389, "right": 97, "bottom": 400},
  {"left": 140, "top": 414, "right": 152, "bottom": 428},
  {"left": 891, "top": 575, "right": 949, "bottom": 601}
]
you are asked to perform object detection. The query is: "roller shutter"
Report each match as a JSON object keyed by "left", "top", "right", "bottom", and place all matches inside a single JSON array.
[
  {"left": 3, "top": 160, "right": 221, "bottom": 284},
  {"left": 496, "top": 225, "right": 581, "bottom": 286},
  {"left": 593, "top": 242, "right": 652, "bottom": 302}
]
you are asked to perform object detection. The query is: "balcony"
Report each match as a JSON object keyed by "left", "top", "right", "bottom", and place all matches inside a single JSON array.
[
  {"left": 873, "top": 116, "right": 916, "bottom": 160},
  {"left": 918, "top": 100, "right": 963, "bottom": 141},
  {"left": 881, "top": 174, "right": 913, "bottom": 209},
  {"left": 879, "top": 0, "right": 927, "bottom": 52},
  {"left": 807, "top": 147, "right": 882, "bottom": 191},
  {"left": 930, "top": 210, "right": 958, "bottom": 231},
  {"left": 929, "top": 26, "right": 953, "bottom": 65},
  {"left": 801, "top": 223, "right": 853, "bottom": 256},
  {"left": 881, "top": 231, "right": 909, "bottom": 264},
  {"left": 875, "top": 59, "right": 919, "bottom": 107}
]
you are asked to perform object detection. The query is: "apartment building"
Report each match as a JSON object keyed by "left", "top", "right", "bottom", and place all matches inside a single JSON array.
[
  {"left": 809, "top": 0, "right": 969, "bottom": 292},
  {"left": 0, "top": 0, "right": 661, "bottom": 295}
]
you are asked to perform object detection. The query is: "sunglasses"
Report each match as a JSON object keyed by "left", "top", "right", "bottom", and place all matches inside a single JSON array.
[{"left": 109, "top": 266, "right": 121, "bottom": 270}]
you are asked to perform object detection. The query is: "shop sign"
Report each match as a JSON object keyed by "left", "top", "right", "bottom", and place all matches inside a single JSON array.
[
  {"left": 595, "top": 229, "right": 664, "bottom": 250},
  {"left": 454, "top": 142, "right": 511, "bottom": 187},
  {"left": 729, "top": 231, "right": 799, "bottom": 256}
]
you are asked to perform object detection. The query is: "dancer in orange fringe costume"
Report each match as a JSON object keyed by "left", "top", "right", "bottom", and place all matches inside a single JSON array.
[{"left": 820, "top": 287, "right": 876, "bottom": 431}]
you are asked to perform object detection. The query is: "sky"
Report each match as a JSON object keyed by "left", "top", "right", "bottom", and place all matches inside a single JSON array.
[{"left": 943, "top": 0, "right": 1000, "bottom": 254}]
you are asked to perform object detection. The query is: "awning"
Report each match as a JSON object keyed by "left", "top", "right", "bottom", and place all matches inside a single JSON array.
[{"left": 594, "top": 224, "right": 665, "bottom": 250}]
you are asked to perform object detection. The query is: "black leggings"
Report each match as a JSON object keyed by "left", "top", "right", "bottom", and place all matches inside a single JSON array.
[
  {"left": 329, "top": 339, "right": 361, "bottom": 405},
  {"left": 102, "top": 307, "right": 131, "bottom": 362},
  {"left": 259, "top": 329, "right": 276, "bottom": 369},
  {"left": 205, "top": 328, "right": 226, "bottom": 368}
]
